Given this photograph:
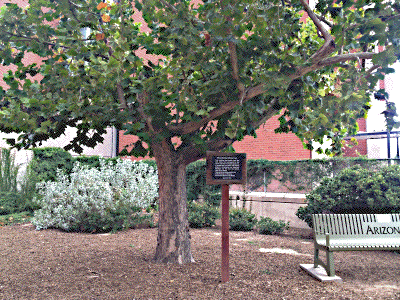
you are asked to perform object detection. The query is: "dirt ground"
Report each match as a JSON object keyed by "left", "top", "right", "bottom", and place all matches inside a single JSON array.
[{"left": 1, "top": 224, "right": 400, "bottom": 300}]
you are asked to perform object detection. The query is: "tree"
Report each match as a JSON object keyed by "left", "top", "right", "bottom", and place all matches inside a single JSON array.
[{"left": 0, "top": 0, "right": 399, "bottom": 263}]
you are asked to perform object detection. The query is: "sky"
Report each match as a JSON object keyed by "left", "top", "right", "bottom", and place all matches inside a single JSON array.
[{"left": 386, "top": 61, "right": 400, "bottom": 105}]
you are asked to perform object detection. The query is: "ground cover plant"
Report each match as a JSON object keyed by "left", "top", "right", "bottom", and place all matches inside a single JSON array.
[
  {"left": 0, "top": 211, "right": 32, "bottom": 226},
  {"left": 32, "top": 159, "right": 158, "bottom": 232}
]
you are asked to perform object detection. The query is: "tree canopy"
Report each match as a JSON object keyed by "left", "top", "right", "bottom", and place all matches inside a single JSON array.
[
  {"left": 1, "top": 0, "right": 400, "bottom": 264},
  {"left": 0, "top": 0, "right": 399, "bottom": 158}
]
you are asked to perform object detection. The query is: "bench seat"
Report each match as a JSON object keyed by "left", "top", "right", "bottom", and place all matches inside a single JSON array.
[{"left": 315, "top": 238, "right": 400, "bottom": 250}]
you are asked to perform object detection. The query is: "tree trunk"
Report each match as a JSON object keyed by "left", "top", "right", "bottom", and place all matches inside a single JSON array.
[{"left": 152, "top": 142, "right": 194, "bottom": 264}]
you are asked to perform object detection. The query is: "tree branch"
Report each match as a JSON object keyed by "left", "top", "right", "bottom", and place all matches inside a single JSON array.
[
  {"left": 241, "top": 52, "right": 377, "bottom": 103},
  {"left": 299, "top": 0, "right": 336, "bottom": 65},
  {"left": 159, "top": 0, "right": 178, "bottom": 13},
  {"left": 152, "top": 1, "right": 383, "bottom": 142},
  {"left": 180, "top": 137, "right": 235, "bottom": 165},
  {"left": 67, "top": 0, "right": 81, "bottom": 22},
  {"left": 228, "top": 41, "right": 239, "bottom": 82},
  {"left": 167, "top": 96, "right": 239, "bottom": 135},
  {"left": 137, "top": 92, "right": 156, "bottom": 134},
  {"left": 243, "top": 84, "right": 267, "bottom": 102},
  {"left": 168, "top": 85, "right": 280, "bottom": 137},
  {"left": 299, "top": 0, "right": 330, "bottom": 42},
  {"left": 3, "top": 30, "right": 64, "bottom": 50},
  {"left": 220, "top": 0, "right": 246, "bottom": 100},
  {"left": 365, "top": 64, "right": 381, "bottom": 78},
  {"left": 228, "top": 39, "right": 246, "bottom": 101},
  {"left": 116, "top": 83, "right": 127, "bottom": 109},
  {"left": 316, "top": 52, "right": 375, "bottom": 68},
  {"left": 316, "top": 13, "right": 333, "bottom": 28},
  {"left": 251, "top": 98, "right": 279, "bottom": 129},
  {"left": 178, "top": 100, "right": 278, "bottom": 164}
]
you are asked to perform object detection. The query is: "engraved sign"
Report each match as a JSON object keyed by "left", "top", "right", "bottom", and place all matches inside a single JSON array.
[
  {"left": 212, "top": 156, "right": 243, "bottom": 181},
  {"left": 206, "top": 152, "right": 246, "bottom": 185},
  {"left": 363, "top": 222, "right": 400, "bottom": 235}
]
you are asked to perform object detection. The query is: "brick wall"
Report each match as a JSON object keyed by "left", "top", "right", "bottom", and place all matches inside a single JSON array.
[
  {"left": 118, "top": 133, "right": 152, "bottom": 161},
  {"left": 119, "top": 115, "right": 312, "bottom": 161},
  {"left": 119, "top": 117, "right": 368, "bottom": 161},
  {"left": 342, "top": 118, "right": 368, "bottom": 157},
  {"left": 232, "top": 115, "right": 311, "bottom": 160}
]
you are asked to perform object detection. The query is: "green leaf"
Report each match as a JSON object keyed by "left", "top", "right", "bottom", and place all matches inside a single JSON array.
[
  {"left": 195, "top": 109, "right": 207, "bottom": 116},
  {"left": 319, "top": 113, "right": 329, "bottom": 125}
]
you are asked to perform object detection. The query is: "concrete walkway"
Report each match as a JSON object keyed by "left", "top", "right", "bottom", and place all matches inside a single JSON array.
[
  {"left": 228, "top": 191, "right": 308, "bottom": 228},
  {"left": 229, "top": 191, "right": 306, "bottom": 204}
]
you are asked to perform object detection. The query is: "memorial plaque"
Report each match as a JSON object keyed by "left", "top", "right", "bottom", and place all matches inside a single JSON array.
[{"left": 206, "top": 151, "right": 246, "bottom": 185}]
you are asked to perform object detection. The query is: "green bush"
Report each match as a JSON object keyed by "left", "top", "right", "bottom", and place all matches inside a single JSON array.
[
  {"left": 74, "top": 155, "right": 122, "bottom": 169},
  {"left": 229, "top": 207, "right": 257, "bottom": 231},
  {"left": 257, "top": 217, "right": 289, "bottom": 235},
  {"left": 18, "top": 159, "right": 41, "bottom": 212},
  {"left": 0, "top": 149, "right": 20, "bottom": 215},
  {"left": 188, "top": 201, "right": 220, "bottom": 228},
  {"left": 32, "top": 147, "right": 74, "bottom": 182},
  {"left": 0, "top": 192, "right": 23, "bottom": 215},
  {"left": 68, "top": 205, "right": 154, "bottom": 233},
  {"left": 0, "top": 148, "right": 19, "bottom": 193},
  {"left": 296, "top": 165, "right": 400, "bottom": 228},
  {"left": 74, "top": 155, "right": 103, "bottom": 169},
  {"left": 0, "top": 149, "right": 40, "bottom": 214},
  {"left": 186, "top": 160, "right": 221, "bottom": 206}
]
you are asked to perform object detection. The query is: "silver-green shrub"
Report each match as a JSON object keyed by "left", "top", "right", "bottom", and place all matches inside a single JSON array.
[{"left": 32, "top": 159, "right": 158, "bottom": 231}]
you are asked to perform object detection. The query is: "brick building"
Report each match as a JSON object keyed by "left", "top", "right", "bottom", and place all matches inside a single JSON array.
[{"left": 230, "top": 116, "right": 312, "bottom": 160}]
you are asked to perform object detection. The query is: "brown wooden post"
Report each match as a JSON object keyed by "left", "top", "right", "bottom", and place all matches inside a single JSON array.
[
  {"left": 206, "top": 151, "right": 246, "bottom": 283},
  {"left": 221, "top": 183, "right": 230, "bottom": 283}
]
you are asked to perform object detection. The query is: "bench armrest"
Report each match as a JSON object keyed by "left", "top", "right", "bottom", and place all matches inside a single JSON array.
[
  {"left": 325, "top": 233, "right": 330, "bottom": 247},
  {"left": 314, "top": 231, "right": 331, "bottom": 247}
]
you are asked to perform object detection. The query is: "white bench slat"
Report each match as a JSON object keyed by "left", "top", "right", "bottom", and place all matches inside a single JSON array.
[
  {"left": 393, "top": 214, "right": 400, "bottom": 222},
  {"left": 312, "top": 213, "right": 400, "bottom": 237}
]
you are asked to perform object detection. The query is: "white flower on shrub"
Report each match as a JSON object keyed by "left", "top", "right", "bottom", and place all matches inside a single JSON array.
[{"left": 32, "top": 159, "right": 158, "bottom": 231}]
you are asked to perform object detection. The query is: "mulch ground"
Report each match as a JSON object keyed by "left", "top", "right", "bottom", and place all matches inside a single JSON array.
[{"left": 1, "top": 224, "right": 400, "bottom": 300}]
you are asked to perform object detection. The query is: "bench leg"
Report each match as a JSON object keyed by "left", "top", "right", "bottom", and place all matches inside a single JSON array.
[
  {"left": 326, "top": 250, "right": 335, "bottom": 277},
  {"left": 314, "top": 246, "right": 336, "bottom": 277},
  {"left": 314, "top": 248, "right": 319, "bottom": 269}
]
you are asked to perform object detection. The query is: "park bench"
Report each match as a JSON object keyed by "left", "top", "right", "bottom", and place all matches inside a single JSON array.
[{"left": 312, "top": 213, "right": 400, "bottom": 277}]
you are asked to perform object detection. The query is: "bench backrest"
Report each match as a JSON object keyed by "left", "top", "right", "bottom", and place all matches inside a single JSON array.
[{"left": 312, "top": 214, "right": 400, "bottom": 238}]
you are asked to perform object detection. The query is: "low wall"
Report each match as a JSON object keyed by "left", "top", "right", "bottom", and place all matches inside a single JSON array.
[{"left": 229, "top": 191, "right": 309, "bottom": 229}]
